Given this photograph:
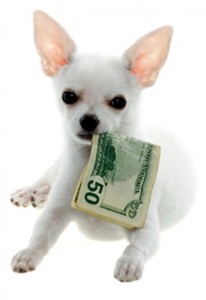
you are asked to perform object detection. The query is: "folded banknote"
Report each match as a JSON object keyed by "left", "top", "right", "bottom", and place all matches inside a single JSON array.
[{"left": 71, "top": 133, "right": 160, "bottom": 229}]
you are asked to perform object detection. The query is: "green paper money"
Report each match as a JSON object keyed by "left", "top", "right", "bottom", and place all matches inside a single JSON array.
[{"left": 71, "top": 133, "right": 161, "bottom": 229}]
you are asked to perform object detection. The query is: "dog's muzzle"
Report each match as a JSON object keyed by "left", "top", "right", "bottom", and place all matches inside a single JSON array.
[
  {"left": 79, "top": 114, "right": 99, "bottom": 132},
  {"left": 76, "top": 114, "right": 100, "bottom": 142}
]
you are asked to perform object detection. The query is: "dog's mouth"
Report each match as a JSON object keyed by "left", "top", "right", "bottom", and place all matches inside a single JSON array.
[
  {"left": 75, "top": 133, "right": 94, "bottom": 145},
  {"left": 77, "top": 133, "right": 93, "bottom": 141}
]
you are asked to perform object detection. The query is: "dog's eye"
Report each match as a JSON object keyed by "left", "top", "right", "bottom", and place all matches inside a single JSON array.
[
  {"left": 109, "top": 96, "right": 126, "bottom": 110},
  {"left": 62, "top": 91, "right": 78, "bottom": 104}
]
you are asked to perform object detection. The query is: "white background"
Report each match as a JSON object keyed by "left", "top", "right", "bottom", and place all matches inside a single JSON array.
[{"left": 1, "top": 0, "right": 206, "bottom": 299}]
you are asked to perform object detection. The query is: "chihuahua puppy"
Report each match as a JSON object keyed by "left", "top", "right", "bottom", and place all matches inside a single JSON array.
[{"left": 10, "top": 11, "right": 195, "bottom": 282}]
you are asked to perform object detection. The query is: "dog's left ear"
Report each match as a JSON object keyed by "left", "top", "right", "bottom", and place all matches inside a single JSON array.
[
  {"left": 33, "top": 11, "right": 76, "bottom": 76},
  {"left": 124, "top": 26, "right": 173, "bottom": 87}
]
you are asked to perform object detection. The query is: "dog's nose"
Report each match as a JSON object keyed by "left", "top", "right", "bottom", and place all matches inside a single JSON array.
[{"left": 80, "top": 114, "right": 99, "bottom": 132}]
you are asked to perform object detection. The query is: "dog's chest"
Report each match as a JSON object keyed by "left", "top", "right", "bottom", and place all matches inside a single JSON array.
[{"left": 73, "top": 211, "right": 126, "bottom": 241}]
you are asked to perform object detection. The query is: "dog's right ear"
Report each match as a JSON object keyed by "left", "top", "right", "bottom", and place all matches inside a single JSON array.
[{"left": 33, "top": 11, "right": 76, "bottom": 76}]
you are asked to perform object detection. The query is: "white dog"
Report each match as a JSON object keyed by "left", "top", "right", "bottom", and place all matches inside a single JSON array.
[{"left": 10, "top": 11, "right": 195, "bottom": 282}]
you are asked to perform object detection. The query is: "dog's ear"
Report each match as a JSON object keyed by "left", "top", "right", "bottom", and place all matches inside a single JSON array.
[
  {"left": 124, "top": 26, "right": 173, "bottom": 87},
  {"left": 33, "top": 11, "right": 76, "bottom": 76}
]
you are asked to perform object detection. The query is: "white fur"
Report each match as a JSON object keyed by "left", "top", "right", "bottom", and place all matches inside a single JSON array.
[{"left": 10, "top": 13, "right": 195, "bottom": 282}]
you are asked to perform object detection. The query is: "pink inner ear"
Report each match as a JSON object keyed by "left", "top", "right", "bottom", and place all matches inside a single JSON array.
[
  {"left": 125, "top": 26, "right": 173, "bottom": 87},
  {"left": 131, "top": 52, "right": 163, "bottom": 87},
  {"left": 40, "top": 45, "right": 70, "bottom": 76},
  {"left": 34, "top": 11, "right": 76, "bottom": 76},
  {"left": 131, "top": 67, "right": 159, "bottom": 87}
]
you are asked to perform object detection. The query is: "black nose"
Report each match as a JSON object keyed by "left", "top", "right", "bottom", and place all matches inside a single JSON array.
[{"left": 80, "top": 114, "right": 99, "bottom": 132}]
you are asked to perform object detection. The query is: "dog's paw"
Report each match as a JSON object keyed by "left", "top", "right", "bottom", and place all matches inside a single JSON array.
[
  {"left": 10, "top": 185, "right": 50, "bottom": 208},
  {"left": 114, "top": 256, "right": 143, "bottom": 282},
  {"left": 11, "top": 249, "right": 42, "bottom": 273},
  {"left": 10, "top": 187, "right": 33, "bottom": 207},
  {"left": 30, "top": 185, "right": 50, "bottom": 208}
]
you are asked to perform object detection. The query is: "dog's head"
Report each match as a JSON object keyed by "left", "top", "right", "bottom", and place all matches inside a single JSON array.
[{"left": 34, "top": 11, "right": 173, "bottom": 144}]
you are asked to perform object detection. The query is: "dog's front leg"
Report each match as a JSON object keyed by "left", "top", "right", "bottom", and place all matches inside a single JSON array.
[
  {"left": 114, "top": 205, "right": 159, "bottom": 282},
  {"left": 11, "top": 172, "right": 74, "bottom": 273},
  {"left": 10, "top": 159, "right": 60, "bottom": 208}
]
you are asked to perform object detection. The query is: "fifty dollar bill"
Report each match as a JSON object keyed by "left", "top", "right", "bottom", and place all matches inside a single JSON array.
[{"left": 71, "top": 133, "right": 161, "bottom": 229}]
